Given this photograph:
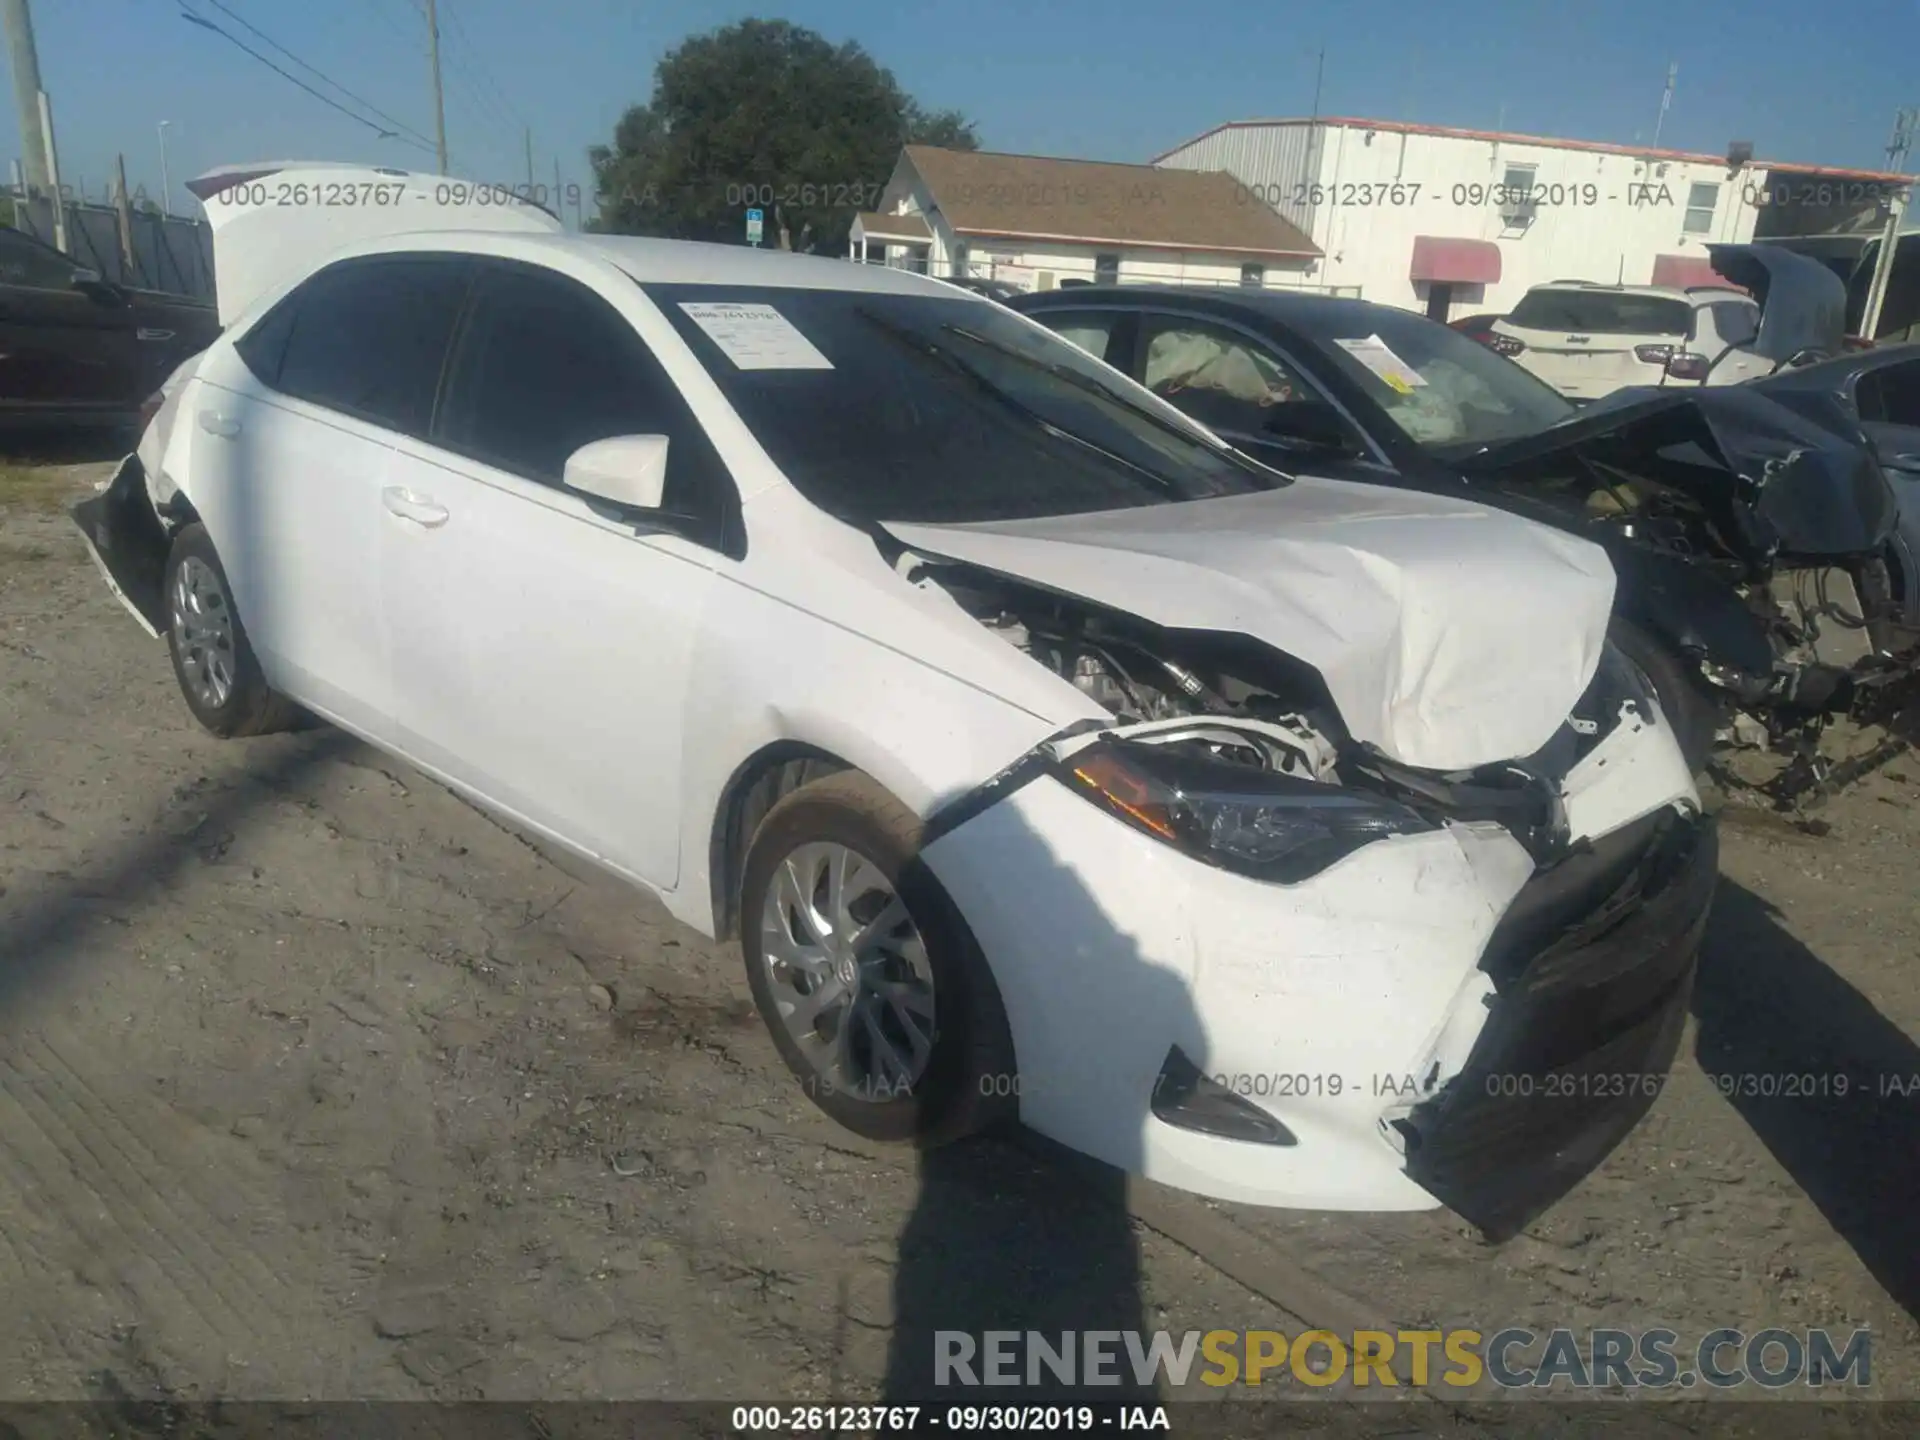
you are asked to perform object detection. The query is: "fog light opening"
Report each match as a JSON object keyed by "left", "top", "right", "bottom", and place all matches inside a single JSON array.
[{"left": 1150, "top": 1047, "right": 1297, "bottom": 1146}]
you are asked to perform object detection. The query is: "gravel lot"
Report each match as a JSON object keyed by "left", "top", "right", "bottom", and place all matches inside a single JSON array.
[{"left": 3, "top": 454, "right": 1917, "bottom": 1421}]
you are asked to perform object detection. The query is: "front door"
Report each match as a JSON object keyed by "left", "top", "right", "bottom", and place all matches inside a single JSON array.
[
  {"left": 0, "top": 228, "right": 138, "bottom": 416},
  {"left": 381, "top": 260, "right": 737, "bottom": 890}
]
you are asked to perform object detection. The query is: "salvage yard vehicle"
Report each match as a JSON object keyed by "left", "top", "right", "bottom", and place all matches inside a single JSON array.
[
  {"left": 0, "top": 223, "right": 220, "bottom": 431},
  {"left": 75, "top": 162, "right": 1714, "bottom": 1241},
  {"left": 1012, "top": 268, "right": 1917, "bottom": 801}
]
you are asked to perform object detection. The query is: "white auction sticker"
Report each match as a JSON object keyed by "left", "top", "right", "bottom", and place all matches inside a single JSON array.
[
  {"left": 1334, "top": 333, "right": 1427, "bottom": 393},
  {"left": 677, "top": 302, "right": 833, "bottom": 370}
]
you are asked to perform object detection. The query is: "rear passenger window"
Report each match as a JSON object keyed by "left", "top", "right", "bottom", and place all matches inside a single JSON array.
[
  {"left": 434, "top": 262, "right": 737, "bottom": 550},
  {"left": 271, "top": 256, "right": 472, "bottom": 435}
]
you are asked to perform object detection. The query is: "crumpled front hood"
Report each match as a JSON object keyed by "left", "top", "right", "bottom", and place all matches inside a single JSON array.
[
  {"left": 1461, "top": 382, "right": 1898, "bottom": 562},
  {"left": 884, "top": 476, "right": 1617, "bottom": 772}
]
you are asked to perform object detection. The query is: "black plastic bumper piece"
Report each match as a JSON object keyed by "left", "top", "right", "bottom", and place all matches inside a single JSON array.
[{"left": 1399, "top": 809, "right": 1718, "bottom": 1242}]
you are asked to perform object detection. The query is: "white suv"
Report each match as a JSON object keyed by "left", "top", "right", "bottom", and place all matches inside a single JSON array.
[{"left": 1490, "top": 282, "right": 1768, "bottom": 402}]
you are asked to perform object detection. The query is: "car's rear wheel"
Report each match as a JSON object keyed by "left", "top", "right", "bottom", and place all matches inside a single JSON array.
[
  {"left": 1610, "top": 619, "right": 1720, "bottom": 772},
  {"left": 739, "top": 771, "right": 1015, "bottom": 1146},
  {"left": 163, "top": 523, "right": 300, "bottom": 738}
]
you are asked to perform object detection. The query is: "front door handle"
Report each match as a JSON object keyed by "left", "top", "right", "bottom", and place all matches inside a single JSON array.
[
  {"left": 382, "top": 486, "right": 449, "bottom": 528},
  {"left": 196, "top": 408, "right": 240, "bottom": 439}
]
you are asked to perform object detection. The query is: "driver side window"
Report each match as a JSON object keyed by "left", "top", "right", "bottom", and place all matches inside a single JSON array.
[
  {"left": 1138, "top": 316, "right": 1312, "bottom": 438},
  {"left": 0, "top": 228, "right": 81, "bottom": 291}
]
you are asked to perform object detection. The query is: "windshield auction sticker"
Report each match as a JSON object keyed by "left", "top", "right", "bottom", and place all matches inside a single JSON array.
[
  {"left": 677, "top": 302, "right": 833, "bottom": 370},
  {"left": 1335, "top": 333, "right": 1427, "bottom": 393}
]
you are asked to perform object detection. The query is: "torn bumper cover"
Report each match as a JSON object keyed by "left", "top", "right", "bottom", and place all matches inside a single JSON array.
[{"left": 1398, "top": 808, "right": 1717, "bottom": 1240}]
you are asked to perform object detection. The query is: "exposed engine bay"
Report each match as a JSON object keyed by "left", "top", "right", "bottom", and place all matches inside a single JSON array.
[{"left": 915, "top": 556, "right": 1659, "bottom": 860}]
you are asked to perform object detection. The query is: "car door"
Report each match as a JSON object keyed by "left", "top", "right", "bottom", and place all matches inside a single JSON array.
[
  {"left": 190, "top": 253, "right": 474, "bottom": 738},
  {"left": 0, "top": 228, "right": 138, "bottom": 416},
  {"left": 380, "top": 259, "right": 736, "bottom": 890},
  {"left": 1123, "top": 311, "right": 1387, "bottom": 481}
]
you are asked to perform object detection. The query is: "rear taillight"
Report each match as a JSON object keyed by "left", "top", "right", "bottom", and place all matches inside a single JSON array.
[
  {"left": 1486, "top": 333, "right": 1525, "bottom": 356},
  {"left": 137, "top": 390, "right": 164, "bottom": 434},
  {"left": 1663, "top": 352, "right": 1711, "bottom": 382},
  {"left": 1634, "top": 343, "right": 1677, "bottom": 365}
]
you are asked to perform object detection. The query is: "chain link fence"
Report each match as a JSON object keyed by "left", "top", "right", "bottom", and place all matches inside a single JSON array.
[{"left": 7, "top": 191, "right": 215, "bottom": 302}]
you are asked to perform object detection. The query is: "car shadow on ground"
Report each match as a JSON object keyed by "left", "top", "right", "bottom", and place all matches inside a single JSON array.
[
  {"left": 881, "top": 806, "right": 1197, "bottom": 1411},
  {"left": 1691, "top": 878, "right": 1920, "bottom": 1322}
]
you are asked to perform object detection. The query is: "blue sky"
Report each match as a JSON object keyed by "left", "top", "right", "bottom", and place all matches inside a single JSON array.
[{"left": 13, "top": 0, "right": 1916, "bottom": 219}]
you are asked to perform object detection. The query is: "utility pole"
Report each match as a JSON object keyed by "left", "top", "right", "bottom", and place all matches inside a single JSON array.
[
  {"left": 1309, "top": 48, "right": 1325, "bottom": 120},
  {"left": 525, "top": 126, "right": 534, "bottom": 193},
  {"left": 38, "top": 86, "right": 62, "bottom": 250},
  {"left": 1652, "top": 62, "right": 1677, "bottom": 149},
  {"left": 113, "top": 152, "right": 134, "bottom": 274},
  {"left": 0, "top": 0, "right": 50, "bottom": 196},
  {"left": 1860, "top": 106, "right": 1916, "bottom": 342},
  {"left": 157, "top": 120, "right": 172, "bottom": 216},
  {"left": 423, "top": 0, "right": 448, "bottom": 174}
]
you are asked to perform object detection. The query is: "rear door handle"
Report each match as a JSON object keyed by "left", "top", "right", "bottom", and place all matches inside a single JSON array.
[
  {"left": 382, "top": 486, "right": 449, "bottom": 528},
  {"left": 196, "top": 408, "right": 240, "bottom": 439}
]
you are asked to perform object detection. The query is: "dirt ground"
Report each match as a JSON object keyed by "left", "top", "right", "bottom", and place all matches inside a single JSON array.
[{"left": 3, "top": 453, "right": 1918, "bottom": 1420}]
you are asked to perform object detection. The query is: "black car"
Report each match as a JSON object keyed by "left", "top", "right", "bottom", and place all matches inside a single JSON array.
[
  {"left": 1009, "top": 260, "right": 1914, "bottom": 794},
  {"left": 0, "top": 224, "right": 221, "bottom": 430}
]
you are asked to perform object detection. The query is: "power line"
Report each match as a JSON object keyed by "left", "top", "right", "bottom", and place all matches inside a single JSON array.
[
  {"left": 179, "top": 10, "right": 439, "bottom": 155},
  {"left": 187, "top": 0, "right": 439, "bottom": 149},
  {"left": 439, "top": 0, "right": 524, "bottom": 130}
]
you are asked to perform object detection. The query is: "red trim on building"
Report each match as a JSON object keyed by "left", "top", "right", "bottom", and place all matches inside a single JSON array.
[{"left": 1410, "top": 236, "right": 1501, "bottom": 285}]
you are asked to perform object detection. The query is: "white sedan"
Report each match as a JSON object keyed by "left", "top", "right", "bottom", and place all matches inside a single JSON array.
[{"left": 76, "top": 163, "right": 1716, "bottom": 1239}]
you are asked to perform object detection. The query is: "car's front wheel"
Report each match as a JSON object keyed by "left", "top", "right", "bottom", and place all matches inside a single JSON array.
[
  {"left": 740, "top": 771, "right": 1015, "bottom": 1146},
  {"left": 162, "top": 523, "right": 300, "bottom": 738}
]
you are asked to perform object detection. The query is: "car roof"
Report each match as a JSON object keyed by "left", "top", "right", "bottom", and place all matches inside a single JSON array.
[
  {"left": 335, "top": 228, "right": 996, "bottom": 299},
  {"left": 1519, "top": 281, "right": 1746, "bottom": 305},
  {"left": 1009, "top": 282, "right": 1406, "bottom": 330}
]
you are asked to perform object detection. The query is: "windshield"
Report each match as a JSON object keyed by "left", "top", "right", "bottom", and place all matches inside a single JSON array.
[
  {"left": 1285, "top": 304, "right": 1576, "bottom": 450},
  {"left": 644, "top": 283, "right": 1281, "bottom": 524}
]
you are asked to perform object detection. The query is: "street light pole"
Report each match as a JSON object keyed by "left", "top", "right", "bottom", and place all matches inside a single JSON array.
[
  {"left": 157, "top": 119, "right": 172, "bottom": 216},
  {"left": 423, "top": 0, "right": 448, "bottom": 174}
]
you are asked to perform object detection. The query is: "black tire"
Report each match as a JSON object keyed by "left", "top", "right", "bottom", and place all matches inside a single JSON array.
[
  {"left": 1609, "top": 619, "right": 1719, "bottom": 772},
  {"left": 740, "top": 771, "right": 1016, "bottom": 1147},
  {"left": 161, "top": 523, "right": 301, "bottom": 738}
]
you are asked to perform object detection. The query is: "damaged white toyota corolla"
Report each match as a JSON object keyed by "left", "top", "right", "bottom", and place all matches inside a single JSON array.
[{"left": 77, "top": 164, "right": 1716, "bottom": 1239}]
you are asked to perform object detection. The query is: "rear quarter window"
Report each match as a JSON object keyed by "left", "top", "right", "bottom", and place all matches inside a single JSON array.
[{"left": 1507, "top": 290, "right": 1693, "bottom": 336}]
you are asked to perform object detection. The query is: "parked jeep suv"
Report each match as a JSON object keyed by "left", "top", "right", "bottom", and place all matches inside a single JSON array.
[{"left": 1491, "top": 280, "right": 1767, "bottom": 402}]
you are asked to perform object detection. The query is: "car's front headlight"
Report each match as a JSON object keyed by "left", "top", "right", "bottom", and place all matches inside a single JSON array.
[{"left": 1055, "top": 738, "right": 1436, "bottom": 883}]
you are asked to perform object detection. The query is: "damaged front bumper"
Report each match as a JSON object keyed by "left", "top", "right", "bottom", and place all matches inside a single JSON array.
[
  {"left": 919, "top": 697, "right": 1707, "bottom": 1228},
  {"left": 1397, "top": 807, "right": 1716, "bottom": 1239}
]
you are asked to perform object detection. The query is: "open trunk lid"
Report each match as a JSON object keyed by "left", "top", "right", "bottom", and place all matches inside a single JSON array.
[
  {"left": 1706, "top": 243, "right": 1849, "bottom": 365},
  {"left": 884, "top": 475, "right": 1618, "bottom": 773},
  {"left": 188, "top": 161, "right": 563, "bottom": 326}
]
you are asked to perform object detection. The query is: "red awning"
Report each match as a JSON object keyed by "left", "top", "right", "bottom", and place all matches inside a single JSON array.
[
  {"left": 1650, "top": 253, "right": 1744, "bottom": 291},
  {"left": 1409, "top": 236, "right": 1502, "bottom": 285}
]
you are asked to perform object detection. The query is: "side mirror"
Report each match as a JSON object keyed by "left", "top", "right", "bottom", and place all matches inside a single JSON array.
[
  {"left": 562, "top": 434, "right": 669, "bottom": 512},
  {"left": 1262, "top": 401, "right": 1360, "bottom": 453},
  {"left": 70, "top": 268, "right": 120, "bottom": 302}
]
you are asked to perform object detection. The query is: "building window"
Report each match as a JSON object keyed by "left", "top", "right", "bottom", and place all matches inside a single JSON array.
[
  {"left": 1240, "top": 263, "right": 1265, "bottom": 287},
  {"left": 1499, "top": 164, "right": 1538, "bottom": 223},
  {"left": 1094, "top": 253, "right": 1120, "bottom": 285},
  {"left": 1683, "top": 182, "right": 1719, "bottom": 235}
]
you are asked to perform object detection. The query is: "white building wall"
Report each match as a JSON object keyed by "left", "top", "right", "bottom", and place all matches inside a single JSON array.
[{"left": 1157, "top": 123, "right": 1764, "bottom": 313}]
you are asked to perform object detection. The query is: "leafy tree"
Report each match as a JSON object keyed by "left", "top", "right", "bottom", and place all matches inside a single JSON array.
[{"left": 589, "top": 19, "right": 978, "bottom": 252}]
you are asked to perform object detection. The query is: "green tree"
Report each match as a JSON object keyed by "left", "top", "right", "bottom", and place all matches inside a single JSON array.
[{"left": 588, "top": 19, "right": 978, "bottom": 251}]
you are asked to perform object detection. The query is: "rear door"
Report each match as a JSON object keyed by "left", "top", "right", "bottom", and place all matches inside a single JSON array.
[
  {"left": 1498, "top": 289, "right": 1692, "bottom": 402},
  {"left": 190, "top": 253, "right": 474, "bottom": 737},
  {"left": 379, "top": 260, "right": 736, "bottom": 889},
  {"left": 0, "top": 228, "right": 139, "bottom": 416}
]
